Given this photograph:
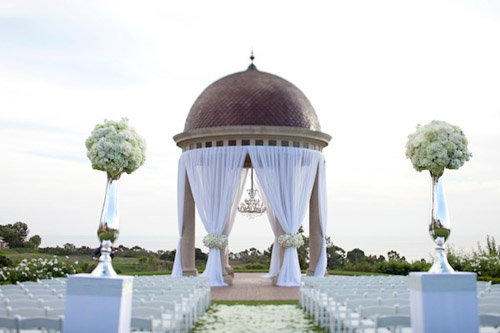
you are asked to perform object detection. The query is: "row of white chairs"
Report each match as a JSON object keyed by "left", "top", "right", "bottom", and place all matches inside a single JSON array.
[
  {"left": 0, "top": 306, "right": 64, "bottom": 318},
  {"left": 302, "top": 276, "right": 500, "bottom": 333},
  {"left": 301, "top": 276, "right": 411, "bottom": 332},
  {"left": 131, "top": 275, "right": 210, "bottom": 332},
  {"left": 0, "top": 315, "right": 64, "bottom": 332},
  {"left": 0, "top": 275, "right": 210, "bottom": 333}
]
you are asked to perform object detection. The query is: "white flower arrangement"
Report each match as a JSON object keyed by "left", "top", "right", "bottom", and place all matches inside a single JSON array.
[
  {"left": 85, "top": 118, "right": 146, "bottom": 179},
  {"left": 195, "top": 304, "right": 318, "bottom": 332},
  {"left": 203, "top": 234, "right": 228, "bottom": 249},
  {"left": 278, "top": 233, "right": 304, "bottom": 248},
  {"left": 406, "top": 120, "right": 472, "bottom": 177}
]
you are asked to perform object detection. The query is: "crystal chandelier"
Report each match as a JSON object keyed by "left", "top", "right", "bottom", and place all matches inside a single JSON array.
[{"left": 237, "top": 167, "right": 266, "bottom": 218}]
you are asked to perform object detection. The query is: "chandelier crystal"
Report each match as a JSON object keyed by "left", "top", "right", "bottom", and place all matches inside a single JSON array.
[{"left": 238, "top": 167, "right": 266, "bottom": 218}]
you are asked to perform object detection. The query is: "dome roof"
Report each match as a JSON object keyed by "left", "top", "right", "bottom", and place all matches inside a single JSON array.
[{"left": 184, "top": 65, "right": 321, "bottom": 131}]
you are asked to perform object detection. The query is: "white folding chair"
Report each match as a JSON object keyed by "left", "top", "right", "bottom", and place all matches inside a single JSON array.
[
  {"left": 40, "top": 300, "right": 65, "bottom": 310},
  {"left": 18, "top": 316, "right": 63, "bottom": 332},
  {"left": 0, "top": 315, "right": 19, "bottom": 332},
  {"left": 479, "top": 296, "right": 500, "bottom": 305},
  {"left": 138, "top": 301, "right": 178, "bottom": 333},
  {"left": 45, "top": 307, "right": 65, "bottom": 318},
  {"left": 343, "top": 299, "right": 381, "bottom": 333},
  {"left": 9, "top": 307, "right": 47, "bottom": 318},
  {"left": 354, "top": 305, "right": 395, "bottom": 333},
  {"left": 5, "top": 300, "right": 40, "bottom": 309},
  {"left": 374, "top": 315, "right": 411, "bottom": 333},
  {"left": 131, "top": 306, "right": 163, "bottom": 332},
  {"left": 131, "top": 316, "right": 155, "bottom": 332},
  {"left": 479, "top": 303, "right": 500, "bottom": 315},
  {"left": 479, "top": 313, "right": 500, "bottom": 333}
]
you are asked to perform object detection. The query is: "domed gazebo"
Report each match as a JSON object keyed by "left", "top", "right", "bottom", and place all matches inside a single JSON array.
[{"left": 172, "top": 58, "right": 331, "bottom": 287}]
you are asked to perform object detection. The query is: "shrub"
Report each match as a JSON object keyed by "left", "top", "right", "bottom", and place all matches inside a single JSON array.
[
  {"left": 243, "top": 263, "right": 267, "bottom": 270},
  {"left": 409, "top": 261, "right": 431, "bottom": 272},
  {"left": 0, "top": 255, "right": 12, "bottom": 268},
  {"left": 0, "top": 257, "right": 77, "bottom": 283},
  {"left": 467, "top": 255, "right": 500, "bottom": 278},
  {"left": 375, "top": 261, "right": 411, "bottom": 275}
]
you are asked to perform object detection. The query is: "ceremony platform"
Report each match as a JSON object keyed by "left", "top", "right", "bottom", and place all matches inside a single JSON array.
[{"left": 210, "top": 273, "right": 299, "bottom": 301}]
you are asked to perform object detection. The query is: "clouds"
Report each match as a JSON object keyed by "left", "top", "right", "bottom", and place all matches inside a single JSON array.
[
  {"left": 0, "top": 0, "right": 499, "bottom": 260},
  {"left": 0, "top": 2, "right": 152, "bottom": 87}
]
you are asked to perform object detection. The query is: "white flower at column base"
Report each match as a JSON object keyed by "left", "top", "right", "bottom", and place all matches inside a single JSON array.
[
  {"left": 278, "top": 233, "right": 304, "bottom": 248},
  {"left": 203, "top": 234, "right": 228, "bottom": 249}
]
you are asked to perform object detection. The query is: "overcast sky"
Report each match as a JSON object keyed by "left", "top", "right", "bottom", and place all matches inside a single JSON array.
[{"left": 0, "top": 0, "right": 499, "bottom": 261}]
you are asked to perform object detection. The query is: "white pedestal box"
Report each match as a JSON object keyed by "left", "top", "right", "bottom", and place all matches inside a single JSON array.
[
  {"left": 409, "top": 272, "right": 478, "bottom": 333},
  {"left": 64, "top": 274, "right": 134, "bottom": 333}
]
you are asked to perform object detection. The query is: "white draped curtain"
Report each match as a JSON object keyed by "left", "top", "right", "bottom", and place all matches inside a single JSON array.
[
  {"left": 314, "top": 157, "right": 328, "bottom": 277},
  {"left": 172, "top": 158, "right": 186, "bottom": 277},
  {"left": 182, "top": 147, "right": 247, "bottom": 286},
  {"left": 248, "top": 146, "right": 322, "bottom": 286},
  {"left": 172, "top": 145, "right": 326, "bottom": 287},
  {"left": 223, "top": 168, "right": 249, "bottom": 270},
  {"left": 257, "top": 178, "right": 281, "bottom": 279}
]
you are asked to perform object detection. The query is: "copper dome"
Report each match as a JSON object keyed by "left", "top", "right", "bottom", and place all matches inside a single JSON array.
[{"left": 184, "top": 65, "right": 321, "bottom": 131}]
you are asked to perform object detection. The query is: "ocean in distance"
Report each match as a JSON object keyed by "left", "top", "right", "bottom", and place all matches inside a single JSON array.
[{"left": 40, "top": 234, "right": 275, "bottom": 253}]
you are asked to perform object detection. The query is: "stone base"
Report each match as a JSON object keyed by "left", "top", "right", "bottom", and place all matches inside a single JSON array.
[
  {"left": 226, "top": 267, "right": 235, "bottom": 277},
  {"left": 409, "top": 272, "right": 478, "bottom": 333},
  {"left": 64, "top": 274, "right": 134, "bottom": 333},
  {"left": 182, "top": 268, "right": 198, "bottom": 276},
  {"left": 223, "top": 273, "right": 233, "bottom": 286},
  {"left": 272, "top": 275, "right": 278, "bottom": 286}
]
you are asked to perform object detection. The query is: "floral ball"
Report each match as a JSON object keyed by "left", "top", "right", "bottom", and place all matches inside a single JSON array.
[
  {"left": 85, "top": 118, "right": 146, "bottom": 178},
  {"left": 406, "top": 120, "right": 472, "bottom": 177}
]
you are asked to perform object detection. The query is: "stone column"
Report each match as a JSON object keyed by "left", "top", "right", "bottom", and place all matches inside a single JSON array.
[
  {"left": 220, "top": 247, "right": 233, "bottom": 285},
  {"left": 181, "top": 174, "right": 197, "bottom": 276},
  {"left": 272, "top": 223, "right": 286, "bottom": 286},
  {"left": 307, "top": 169, "right": 323, "bottom": 276}
]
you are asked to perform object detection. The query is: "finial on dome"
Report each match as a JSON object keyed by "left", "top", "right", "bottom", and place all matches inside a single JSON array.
[{"left": 248, "top": 49, "right": 257, "bottom": 70}]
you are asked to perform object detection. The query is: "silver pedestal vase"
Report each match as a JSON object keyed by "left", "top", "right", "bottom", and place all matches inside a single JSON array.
[
  {"left": 91, "top": 173, "right": 120, "bottom": 278},
  {"left": 428, "top": 173, "right": 454, "bottom": 273}
]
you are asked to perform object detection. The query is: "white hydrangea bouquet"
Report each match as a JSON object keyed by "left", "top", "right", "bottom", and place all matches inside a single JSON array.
[
  {"left": 405, "top": 120, "right": 471, "bottom": 178},
  {"left": 85, "top": 118, "right": 146, "bottom": 277},
  {"left": 85, "top": 117, "right": 146, "bottom": 179},
  {"left": 406, "top": 120, "right": 471, "bottom": 273},
  {"left": 203, "top": 234, "right": 228, "bottom": 249},
  {"left": 278, "top": 233, "right": 304, "bottom": 248}
]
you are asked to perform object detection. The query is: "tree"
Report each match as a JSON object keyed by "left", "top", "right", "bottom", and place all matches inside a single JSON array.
[
  {"left": 63, "top": 243, "right": 76, "bottom": 250},
  {"left": 296, "top": 226, "right": 309, "bottom": 270},
  {"left": 387, "top": 250, "right": 406, "bottom": 262},
  {"left": 29, "top": 235, "right": 42, "bottom": 248},
  {"left": 325, "top": 237, "right": 345, "bottom": 269},
  {"left": 346, "top": 248, "right": 366, "bottom": 265},
  {"left": 0, "top": 222, "right": 28, "bottom": 248},
  {"left": 11, "top": 222, "right": 29, "bottom": 241}
]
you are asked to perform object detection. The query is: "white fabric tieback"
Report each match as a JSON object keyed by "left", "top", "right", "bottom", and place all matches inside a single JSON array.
[
  {"left": 203, "top": 234, "right": 228, "bottom": 249},
  {"left": 278, "top": 233, "right": 304, "bottom": 248}
]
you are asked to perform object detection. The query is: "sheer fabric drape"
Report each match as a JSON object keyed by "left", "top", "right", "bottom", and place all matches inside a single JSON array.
[
  {"left": 248, "top": 146, "right": 321, "bottom": 286},
  {"left": 256, "top": 178, "right": 281, "bottom": 279},
  {"left": 172, "top": 158, "right": 186, "bottom": 277},
  {"left": 314, "top": 157, "right": 328, "bottom": 276},
  {"left": 173, "top": 146, "right": 327, "bottom": 286},
  {"left": 223, "top": 168, "right": 249, "bottom": 271},
  {"left": 182, "top": 147, "right": 247, "bottom": 286}
]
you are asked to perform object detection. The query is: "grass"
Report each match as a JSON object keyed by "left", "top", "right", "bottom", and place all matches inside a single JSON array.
[{"left": 328, "top": 270, "right": 387, "bottom": 276}]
